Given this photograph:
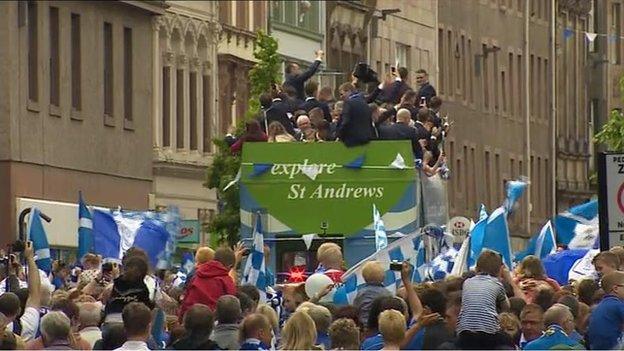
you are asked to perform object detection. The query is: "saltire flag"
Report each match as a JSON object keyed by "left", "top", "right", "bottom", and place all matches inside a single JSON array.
[
  {"left": 474, "top": 178, "right": 528, "bottom": 268},
  {"left": 77, "top": 192, "right": 94, "bottom": 260},
  {"left": 28, "top": 207, "right": 52, "bottom": 273},
  {"left": 242, "top": 213, "right": 268, "bottom": 298},
  {"left": 515, "top": 220, "right": 556, "bottom": 262},
  {"left": 468, "top": 204, "right": 488, "bottom": 268},
  {"left": 450, "top": 233, "right": 470, "bottom": 276},
  {"left": 336, "top": 231, "right": 425, "bottom": 304},
  {"left": 373, "top": 204, "right": 388, "bottom": 251},
  {"left": 554, "top": 199, "right": 598, "bottom": 248},
  {"left": 92, "top": 208, "right": 179, "bottom": 268}
]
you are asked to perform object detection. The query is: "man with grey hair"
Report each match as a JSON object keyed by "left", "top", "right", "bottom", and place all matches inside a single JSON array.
[
  {"left": 78, "top": 302, "right": 102, "bottom": 348},
  {"left": 210, "top": 295, "right": 242, "bottom": 350},
  {"left": 523, "top": 303, "right": 583, "bottom": 350},
  {"left": 40, "top": 311, "right": 72, "bottom": 349}
]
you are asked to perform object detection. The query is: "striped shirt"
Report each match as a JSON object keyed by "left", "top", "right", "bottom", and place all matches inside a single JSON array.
[{"left": 457, "top": 274, "right": 507, "bottom": 334}]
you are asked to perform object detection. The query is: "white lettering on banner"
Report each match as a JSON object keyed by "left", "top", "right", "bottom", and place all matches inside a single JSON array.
[
  {"left": 287, "top": 183, "right": 384, "bottom": 200},
  {"left": 270, "top": 159, "right": 337, "bottom": 179}
]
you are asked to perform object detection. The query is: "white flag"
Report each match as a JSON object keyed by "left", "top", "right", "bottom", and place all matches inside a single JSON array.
[
  {"left": 585, "top": 32, "right": 598, "bottom": 42},
  {"left": 302, "top": 234, "right": 315, "bottom": 250},
  {"left": 389, "top": 153, "right": 406, "bottom": 169}
]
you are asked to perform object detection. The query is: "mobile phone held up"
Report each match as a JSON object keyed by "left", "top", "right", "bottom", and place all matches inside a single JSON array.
[{"left": 389, "top": 261, "right": 403, "bottom": 271}]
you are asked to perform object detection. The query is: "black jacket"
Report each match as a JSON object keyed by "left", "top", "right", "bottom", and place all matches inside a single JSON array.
[
  {"left": 265, "top": 98, "right": 296, "bottom": 136},
  {"left": 299, "top": 97, "right": 332, "bottom": 122},
  {"left": 418, "top": 82, "right": 437, "bottom": 105},
  {"left": 284, "top": 60, "right": 322, "bottom": 100},
  {"left": 381, "top": 122, "right": 423, "bottom": 159},
  {"left": 336, "top": 92, "right": 375, "bottom": 147},
  {"left": 171, "top": 334, "right": 221, "bottom": 350},
  {"left": 387, "top": 80, "right": 411, "bottom": 104}
]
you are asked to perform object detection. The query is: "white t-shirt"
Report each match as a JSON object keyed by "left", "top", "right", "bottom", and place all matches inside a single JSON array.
[{"left": 5, "top": 306, "right": 40, "bottom": 342}]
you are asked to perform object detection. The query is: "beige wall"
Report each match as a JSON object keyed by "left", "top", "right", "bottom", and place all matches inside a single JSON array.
[
  {"left": 439, "top": 0, "right": 552, "bottom": 237},
  {"left": 0, "top": 1, "right": 157, "bottom": 245},
  {"left": 370, "top": 0, "right": 437, "bottom": 88}
]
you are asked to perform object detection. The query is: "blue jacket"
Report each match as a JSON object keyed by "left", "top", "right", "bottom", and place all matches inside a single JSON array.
[
  {"left": 587, "top": 294, "right": 624, "bottom": 350},
  {"left": 240, "top": 338, "right": 270, "bottom": 350},
  {"left": 523, "top": 325, "right": 584, "bottom": 350}
]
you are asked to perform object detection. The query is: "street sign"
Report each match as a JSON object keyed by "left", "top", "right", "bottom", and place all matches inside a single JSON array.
[
  {"left": 448, "top": 216, "right": 471, "bottom": 244},
  {"left": 598, "top": 153, "right": 624, "bottom": 249}
]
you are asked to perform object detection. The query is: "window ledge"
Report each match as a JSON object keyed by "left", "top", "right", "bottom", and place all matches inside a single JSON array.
[
  {"left": 49, "top": 105, "right": 62, "bottom": 118},
  {"left": 104, "top": 114, "right": 115, "bottom": 127},
  {"left": 27, "top": 100, "right": 40, "bottom": 113},
  {"left": 123, "top": 119, "right": 134, "bottom": 131},
  {"left": 271, "top": 22, "right": 323, "bottom": 42},
  {"left": 70, "top": 108, "right": 83, "bottom": 121}
]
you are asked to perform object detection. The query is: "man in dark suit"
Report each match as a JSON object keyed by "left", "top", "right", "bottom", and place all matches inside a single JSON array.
[
  {"left": 299, "top": 81, "right": 331, "bottom": 122},
  {"left": 265, "top": 91, "right": 296, "bottom": 136},
  {"left": 415, "top": 69, "right": 437, "bottom": 106},
  {"left": 385, "top": 67, "right": 412, "bottom": 104},
  {"left": 335, "top": 82, "right": 375, "bottom": 147},
  {"left": 383, "top": 108, "right": 423, "bottom": 159},
  {"left": 284, "top": 50, "right": 324, "bottom": 100}
]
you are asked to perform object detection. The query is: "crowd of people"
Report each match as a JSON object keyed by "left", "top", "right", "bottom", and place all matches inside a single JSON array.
[
  {"left": 228, "top": 50, "right": 449, "bottom": 178},
  {"left": 2, "top": 238, "right": 624, "bottom": 350}
]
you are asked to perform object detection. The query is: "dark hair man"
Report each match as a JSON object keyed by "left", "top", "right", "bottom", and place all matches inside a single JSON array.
[{"left": 284, "top": 50, "right": 324, "bottom": 100}]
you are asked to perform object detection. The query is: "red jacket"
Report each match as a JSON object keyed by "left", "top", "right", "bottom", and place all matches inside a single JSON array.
[{"left": 180, "top": 260, "right": 236, "bottom": 318}]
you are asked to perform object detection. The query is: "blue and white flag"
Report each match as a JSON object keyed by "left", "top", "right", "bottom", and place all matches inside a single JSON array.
[
  {"left": 242, "top": 213, "right": 267, "bottom": 295},
  {"left": 77, "top": 192, "right": 93, "bottom": 260},
  {"left": 28, "top": 208, "right": 52, "bottom": 273},
  {"left": 180, "top": 252, "right": 195, "bottom": 274},
  {"left": 481, "top": 206, "right": 513, "bottom": 268},
  {"left": 92, "top": 208, "right": 179, "bottom": 268},
  {"left": 555, "top": 199, "right": 598, "bottom": 248},
  {"left": 338, "top": 231, "right": 425, "bottom": 304},
  {"left": 516, "top": 221, "right": 556, "bottom": 262},
  {"left": 468, "top": 204, "right": 488, "bottom": 268},
  {"left": 373, "top": 204, "right": 388, "bottom": 251},
  {"left": 450, "top": 234, "right": 470, "bottom": 276},
  {"left": 503, "top": 179, "right": 528, "bottom": 213}
]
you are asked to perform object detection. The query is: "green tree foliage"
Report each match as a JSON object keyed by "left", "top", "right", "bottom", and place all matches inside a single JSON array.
[
  {"left": 205, "top": 31, "right": 280, "bottom": 246},
  {"left": 595, "top": 76, "right": 624, "bottom": 151}
]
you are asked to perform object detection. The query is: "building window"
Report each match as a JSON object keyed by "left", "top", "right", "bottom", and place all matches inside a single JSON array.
[
  {"left": 493, "top": 50, "right": 499, "bottom": 113},
  {"left": 508, "top": 53, "right": 514, "bottom": 116},
  {"left": 252, "top": 1, "right": 265, "bottom": 32},
  {"left": 71, "top": 13, "right": 81, "bottom": 111},
  {"left": 103, "top": 22, "right": 113, "bottom": 118},
  {"left": 162, "top": 67, "right": 171, "bottom": 147},
  {"left": 236, "top": 1, "right": 249, "bottom": 31},
  {"left": 468, "top": 38, "right": 473, "bottom": 103},
  {"left": 483, "top": 44, "right": 489, "bottom": 110},
  {"left": 189, "top": 72, "right": 198, "bottom": 150},
  {"left": 271, "top": 1, "right": 320, "bottom": 33},
  {"left": 438, "top": 28, "right": 444, "bottom": 95},
  {"left": 396, "top": 43, "right": 409, "bottom": 68},
  {"left": 461, "top": 35, "right": 466, "bottom": 99},
  {"left": 501, "top": 71, "right": 507, "bottom": 114},
  {"left": 49, "top": 6, "right": 60, "bottom": 108},
  {"left": 455, "top": 39, "right": 461, "bottom": 94},
  {"left": 517, "top": 54, "right": 523, "bottom": 117},
  {"left": 123, "top": 27, "right": 133, "bottom": 123},
  {"left": 219, "top": 1, "right": 232, "bottom": 26},
  {"left": 28, "top": 1, "right": 38, "bottom": 103},
  {"left": 203, "top": 74, "right": 212, "bottom": 153},
  {"left": 176, "top": 69, "right": 185, "bottom": 149},
  {"left": 530, "top": 54, "right": 535, "bottom": 118},
  {"left": 447, "top": 30, "right": 453, "bottom": 96},
  {"left": 494, "top": 153, "right": 501, "bottom": 203}
]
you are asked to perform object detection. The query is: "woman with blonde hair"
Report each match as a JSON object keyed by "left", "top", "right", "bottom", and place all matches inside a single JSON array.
[
  {"left": 267, "top": 121, "right": 295, "bottom": 143},
  {"left": 256, "top": 303, "right": 280, "bottom": 349},
  {"left": 514, "top": 255, "right": 560, "bottom": 303},
  {"left": 280, "top": 310, "right": 321, "bottom": 350}
]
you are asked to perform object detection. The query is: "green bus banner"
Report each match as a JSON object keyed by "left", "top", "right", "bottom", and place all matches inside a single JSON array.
[{"left": 239, "top": 141, "right": 420, "bottom": 238}]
